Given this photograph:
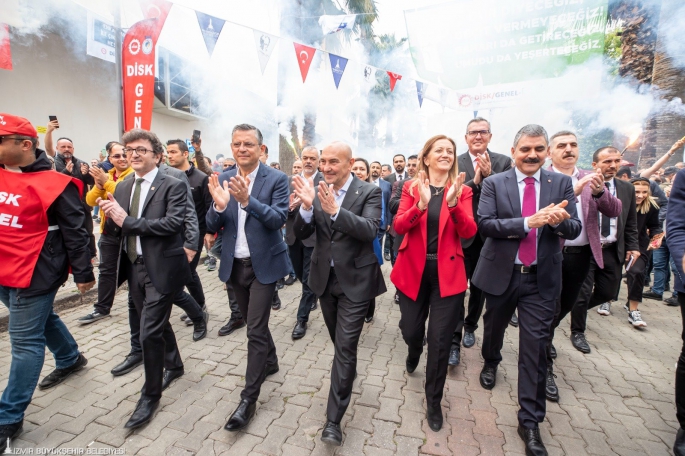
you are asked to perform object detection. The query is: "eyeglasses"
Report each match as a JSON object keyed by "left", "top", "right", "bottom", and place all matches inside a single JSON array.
[
  {"left": 231, "top": 142, "right": 258, "bottom": 149},
  {"left": 110, "top": 154, "right": 127, "bottom": 159},
  {"left": 0, "top": 136, "right": 26, "bottom": 143},
  {"left": 467, "top": 130, "right": 491, "bottom": 137},
  {"left": 123, "top": 147, "right": 154, "bottom": 156}
]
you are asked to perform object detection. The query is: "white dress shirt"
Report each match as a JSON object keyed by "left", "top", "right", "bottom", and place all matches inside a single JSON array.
[
  {"left": 552, "top": 166, "right": 588, "bottom": 247},
  {"left": 128, "top": 167, "right": 158, "bottom": 255},
  {"left": 214, "top": 165, "right": 259, "bottom": 259},
  {"left": 515, "top": 167, "right": 540, "bottom": 265},
  {"left": 394, "top": 172, "right": 406, "bottom": 181},
  {"left": 299, "top": 173, "right": 354, "bottom": 266},
  {"left": 599, "top": 178, "right": 618, "bottom": 243}
]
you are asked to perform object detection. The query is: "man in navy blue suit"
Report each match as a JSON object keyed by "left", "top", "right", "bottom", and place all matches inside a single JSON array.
[
  {"left": 370, "top": 161, "right": 392, "bottom": 244},
  {"left": 206, "top": 124, "right": 290, "bottom": 431},
  {"left": 667, "top": 168, "right": 685, "bottom": 456},
  {"left": 473, "top": 125, "right": 581, "bottom": 456}
]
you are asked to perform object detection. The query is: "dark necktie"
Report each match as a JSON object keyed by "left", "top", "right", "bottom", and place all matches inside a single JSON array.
[
  {"left": 600, "top": 182, "right": 611, "bottom": 238},
  {"left": 127, "top": 178, "right": 145, "bottom": 263},
  {"left": 519, "top": 177, "right": 537, "bottom": 266}
]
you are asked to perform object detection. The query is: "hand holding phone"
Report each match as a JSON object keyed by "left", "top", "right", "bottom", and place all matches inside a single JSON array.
[{"left": 48, "top": 116, "right": 59, "bottom": 130}]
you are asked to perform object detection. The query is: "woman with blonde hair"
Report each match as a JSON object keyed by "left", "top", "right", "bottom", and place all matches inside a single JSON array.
[
  {"left": 390, "top": 135, "right": 477, "bottom": 431},
  {"left": 624, "top": 177, "right": 663, "bottom": 327}
]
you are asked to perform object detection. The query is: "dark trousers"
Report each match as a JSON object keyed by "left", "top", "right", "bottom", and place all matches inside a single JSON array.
[
  {"left": 288, "top": 241, "right": 317, "bottom": 322},
  {"left": 186, "top": 232, "right": 206, "bottom": 308},
  {"left": 128, "top": 296, "right": 142, "bottom": 355},
  {"left": 94, "top": 236, "right": 126, "bottom": 315},
  {"left": 627, "top": 253, "right": 649, "bottom": 302},
  {"left": 547, "top": 245, "right": 593, "bottom": 366},
  {"left": 230, "top": 259, "right": 278, "bottom": 403},
  {"left": 83, "top": 201, "right": 96, "bottom": 258},
  {"left": 319, "top": 268, "right": 370, "bottom": 423},
  {"left": 399, "top": 260, "right": 463, "bottom": 408},
  {"left": 226, "top": 281, "right": 243, "bottom": 321},
  {"left": 128, "top": 261, "right": 183, "bottom": 402},
  {"left": 482, "top": 270, "right": 555, "bottom": 428},
  {"left": 676, "top": 294, "right": 685, "bottom": 428},
  {"left": 452, "top": 235, "right": 486, "bottom": 349},
  {"left": 571, "top": 244, "right": 622, "bottom": 334}
]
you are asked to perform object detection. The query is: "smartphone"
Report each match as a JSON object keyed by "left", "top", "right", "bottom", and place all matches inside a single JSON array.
[
  {"left": 192, "top": 130, "right": 201, "bottom": 143},
  {"left": 625, "top": 255, "right": 635, "bottom": 271},
  {"left": 49, "top": 115, "right": 58, "bottom": 127}
]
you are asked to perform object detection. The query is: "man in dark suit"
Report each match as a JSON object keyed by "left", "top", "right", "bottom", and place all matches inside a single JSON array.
[
  {"left": 665, "top": 168, "right": 685, "bottom": 455},
  {"left": 450, "top": 117, "right": 512, "bottom": 366},
  {"left": 286, "top": 146, "right": 323, "bottom": 339},
  {"left": 292, "top": 141, "right": 386, "bottom": 446},
  {"left": 206, "top": 124, "right": 290, "bottom": 431},
  {"left": 383, "top": 154, "right": 408, "bottom": 261},
  {"left": 98, "top": 129, "right": 191, "bottom": 429},
  {"left": 569, "top": 146, "right": 639, "bottom": 353},
  {"left": 473, "top": 125, "right": 581, "bottom": 455},
  {"left": 370, "top": 160, "right": 392, "bottom": 243}
]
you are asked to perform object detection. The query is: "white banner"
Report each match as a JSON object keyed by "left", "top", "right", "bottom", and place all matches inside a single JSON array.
[
  {"left": 253, "top": 29, "right": 278, "bottom": 74},
  {"left": 86, "top": 11, "right": 116, "bottom": 63}
]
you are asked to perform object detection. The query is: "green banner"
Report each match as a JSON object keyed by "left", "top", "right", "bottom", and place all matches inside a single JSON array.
[{"left": 405, "top": 0, "right": 608, "bottom": 90}]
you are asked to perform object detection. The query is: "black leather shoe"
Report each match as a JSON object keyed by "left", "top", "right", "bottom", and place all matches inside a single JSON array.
[
  {"left": 462, "top": 331, "right": 476, "bottom": 348},
  {"left": 479, "top": 365, "right": 497, "bottom": 390},
  {"left": 218, "top": 318, "right": 246, "bottom": 336},
  {"left": 180, "top": 312, "right": 188, "bottom": 321},
  {"left": 321, "top": 421, "right": 343, "bottom": 445},
  {"left": 224, "top": 399, "right": 256, "bottom": 431},
  {"left": 674, "top": 427, "right": 685, "bottom": 456},
  {"left": 406, "top": 355, "right": 420, "bottom": 374},
  {"left": 292, "top": 321, "right": 307, "bottom": 340},
  {"left": 310, "top": 301, "right": 318, "bottom": 311},
  {"left": 162, "top": 368, "right": 184, "bottom": 391},
  {"left": 365, "top": 315, "right": 373, "bottom": 323},
  {"left": 545, "top": 368, "right": 559, "bottom": 402},
  {"left": 272, "top": 300, "right": 281, "bottom": 311},
  {"left": 570, "top": 332, "right": 591, "bottom": 354},
  {"left": 448, "top": 348, "right": 460, "bottom": 366},
  {"left": 111, "top": 353, "right": 143, "bottom": 376},
  {"left": 125, "top": 398, "right": 159, "bottom": 429},
  {"left": 38, "top": 353, "right": 87, "bottom": 390},
  {"left": 0, "top": 420, "right": 23, "bottom": 453},
  {"left": 518, "top": 424, "right": 548, "bottom": 456},
  {"left": 276, "top": 279, "right": 285, "bottom": 290},
  {"left": 643, "top": 290, "right": 663, "bottom": 301},
  {"left": 509, "top": 313, "right": 519, "bottom": 327},
  {"left": 384, "top": 252, "right": 391, "bottom": 262},
  {"left": 284, "top": 275, "right": 296, "bottom": 286},
  {"left": 666, "top": 296, "right": 680, "bottom": 306},
  {"left": 193, "top": 311, "right": 209, "bottom": 341},
  {"left": 427, "top": 405, "right": 443, "bottom": 432},
  {"left": 265, "top": 362, "right": 279, "bottom": 378},
  {"left": 77, "top": 311, "right": 110, "bottom": 325},
  {"left": 549, "top": 344, "right": 557, "bottom": 359}
]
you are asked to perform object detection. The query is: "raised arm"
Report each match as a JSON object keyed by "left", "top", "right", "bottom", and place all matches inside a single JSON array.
[{"left": 640, "top": 139, "right": 685, "bottom": 178}]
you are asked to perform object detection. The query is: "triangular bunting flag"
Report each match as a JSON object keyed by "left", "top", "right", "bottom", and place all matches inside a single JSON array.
[
  {"left": 416, "top": 81, "right": 425, "bottom": 108},
  {"left": 253, "top": 30, "right": 278, "bottom": 74},
  {"left": 387, "top": 71, "right": 402, "bottom": 92},
  {"left": 196, "top": 11, "right": 225, "bottom": 56},
  {"left": 328, "top": 53, "right": 348, "bottom": 89},
  {"left": 319, "top": 14, "right": 356, "bottom": 35},
  {"left": 139, "top": 0, "right": 173, "bottom": 20},
  {"left": 0, "top": 24, "right": 12, "bottom": 70},
  {"left": 294, "top": 42, "right": 316, "bottom": 83}
]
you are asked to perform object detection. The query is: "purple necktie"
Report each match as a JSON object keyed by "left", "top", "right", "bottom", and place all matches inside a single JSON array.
[{"left": 519, "top": 177, "right": 537, "bottom": 266}]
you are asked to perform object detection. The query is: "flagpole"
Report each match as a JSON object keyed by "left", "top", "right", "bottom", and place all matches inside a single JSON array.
[{"left": 114, "top": 0, "right": 124, "bottom": 137}]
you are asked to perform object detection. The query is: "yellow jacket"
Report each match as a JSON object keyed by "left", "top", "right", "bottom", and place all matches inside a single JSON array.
[{"left": 86, "top": 166, "right": 134, "bottom": 233}]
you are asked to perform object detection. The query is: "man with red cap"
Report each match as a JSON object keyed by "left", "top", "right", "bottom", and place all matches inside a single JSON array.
[{"left": 0, "top": 114, "right": 95, "bottom": 452}]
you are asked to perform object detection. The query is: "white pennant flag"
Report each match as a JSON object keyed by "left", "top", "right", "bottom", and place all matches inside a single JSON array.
[
  {"left": 319, "top": 14, "right": 356, "bottom": 35},
  {"left": 253, "top": 30, "right": 278, "bottom": 74}
]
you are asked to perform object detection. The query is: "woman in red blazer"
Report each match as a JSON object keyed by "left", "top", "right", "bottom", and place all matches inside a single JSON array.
[{"left": 390, "top": 134, "right": 477, "bottom": 432}]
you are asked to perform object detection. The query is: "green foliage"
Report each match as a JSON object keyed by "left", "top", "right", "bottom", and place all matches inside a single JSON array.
[{"left": 604, "top": 26, "right": 623, "bottom": 77}]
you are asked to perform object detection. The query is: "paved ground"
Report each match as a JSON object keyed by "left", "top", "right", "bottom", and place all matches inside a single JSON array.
[{"left": 0, "top": 262, "right": 682, "bottom": 455}]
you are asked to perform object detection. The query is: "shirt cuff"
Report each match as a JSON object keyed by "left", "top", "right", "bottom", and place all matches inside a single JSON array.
[
  {"left": 524, "top": 217, "right": 531, "bottom": 233},
  {"left": 213, "top": 202, "right": 226, "bottom": 214},
  {"left": 299, "top": 205, "right": 314, "bottom": 223},
  {"left": 330, "top": 209, "right": 340, "bottom": 221}
]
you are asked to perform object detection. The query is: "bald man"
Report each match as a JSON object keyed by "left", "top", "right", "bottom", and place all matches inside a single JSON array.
[{"left": 292, "top": 142, "right": 386, "bottom": 446}]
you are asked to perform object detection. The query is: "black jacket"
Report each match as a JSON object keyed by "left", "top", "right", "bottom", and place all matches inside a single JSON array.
[
  {"left": 3, "top": 150, "right": 94, "bottom": 297},
  {"left": 636, "top": 203, "right": 662, "bottom": 255},
  {"left": 54, "top": 153, "right": 95, "bottom": 202},
  {"left": 185, "top": 163, "right": 212, "bottom": 234}
]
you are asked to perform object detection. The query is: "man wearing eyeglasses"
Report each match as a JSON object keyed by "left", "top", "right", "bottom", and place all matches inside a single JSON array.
[
  {"left": 449, "top": 117, "right": 512, "bottom": 367},
  {"left": 98, "top": 129, "right": 192, "bottom": 429}
]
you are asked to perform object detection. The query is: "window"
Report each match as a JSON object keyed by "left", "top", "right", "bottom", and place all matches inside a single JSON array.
[{"left": 155, "top": 48, "right": 203, "bottom": 117}]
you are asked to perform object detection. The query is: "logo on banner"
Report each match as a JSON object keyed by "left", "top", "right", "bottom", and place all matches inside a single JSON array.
[
  {"left": 328, "top": 53, "right": 348, "bottom": 89},
  {"left": 142, "top": 37, "right": 153, "bottom": 55},
  {"left": 459, "top": 95, "right": 472, "bottom": 107},
  {"left": 253, "top": 30, "right": 278, "bottom": 75},
  {"left": 260, "top": 35, "right": 271, "bottom": 53},
  {"left": 293, "top": 42, "right": 316, "bottom": 83},
  {"left": 363, "top": 65, "right": 374, "bottom": 83},
  {"left": 196, "top": 11, "right": 225, "bottom": 56},
  {"left": 129, "top": 39, "right": 141, "bottom": 55}
]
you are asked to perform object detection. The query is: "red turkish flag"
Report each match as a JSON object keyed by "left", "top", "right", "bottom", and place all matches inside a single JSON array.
[
  {"left": 121, "top": 0, "right": 172, "bottom": 131},
  {"left": 0, "top": 24, "right": 12, "bottom": 71},
  {"left": 293, "top": 42, "right": 316, "bottom": 83},
  {"left": 387, "top": 71, "right": 402, "bottom": 92}
]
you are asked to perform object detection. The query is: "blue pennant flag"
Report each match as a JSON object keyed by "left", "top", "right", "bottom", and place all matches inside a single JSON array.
[
  {"left": 416, "top": 81, "right": 425, "bottom": 108},
  {"left": 196, "top": 11, "right": 225, "bottom": 57},
  {"left": 328, "top": 53, "right": 348, "bottom": 89}
]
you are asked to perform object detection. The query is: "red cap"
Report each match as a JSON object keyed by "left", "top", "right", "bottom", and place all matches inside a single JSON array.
[{"left": 0, "top": 113, "right": 38, "bottom": 138}]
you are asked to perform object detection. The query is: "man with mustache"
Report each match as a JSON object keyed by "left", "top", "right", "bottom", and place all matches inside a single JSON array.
[
  {"left": 544, "top": 131, "right": 622, "bottom": 402},
  {"left": 569, "top": 146, "right": 639, "bottom": 353}
]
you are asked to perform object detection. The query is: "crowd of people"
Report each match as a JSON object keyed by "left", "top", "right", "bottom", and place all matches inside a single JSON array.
[{"left": 1, "top": 112, "right": 685, "bottom": 456}]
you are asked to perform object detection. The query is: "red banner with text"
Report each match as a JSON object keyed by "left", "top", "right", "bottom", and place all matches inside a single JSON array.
[
  {"left": 122, "top": 0, "right": 171, "bottom": 131},
  {"left": 0, "top": 24, "right": 12, "bottom": 71}
]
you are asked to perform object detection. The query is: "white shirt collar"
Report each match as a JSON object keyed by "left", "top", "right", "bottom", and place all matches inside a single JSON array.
[
  {"left": 551, "top": 165, "right": 579, "bottom": 179},
  {"left": 238, "top": 164, "right": 260, "bottom": 181},
  {"left": 605, "top": 178, "right": 615, "bottom": 188},
  {"left": 136, "top": 166, "right": 158, "bottom": 183},
  {"left": 337, "top": 173, "right": 354, "bottom": 196},
  {"left": 514, "top": 167, "right": 541, "bottom": 183}
]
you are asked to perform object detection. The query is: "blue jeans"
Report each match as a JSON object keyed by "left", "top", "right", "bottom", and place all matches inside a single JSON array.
[
  {"left": 0, "top": 286, "right": 80, "bottom": 425},
  {"left": 653, "top": 240, "right": 678, "bottom": 297}
]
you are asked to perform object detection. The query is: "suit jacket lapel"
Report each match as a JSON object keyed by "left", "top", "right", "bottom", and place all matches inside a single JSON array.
[
  {"left": 249, "top": 163, "right": 268, "bottom": 205},
  {"left": 504, "top": 169, "right": 521, "bottom": 217},
  {"left": 119, "top": 177, "right": 134, "bottom": 214},
  {"left": 341, "top": 176, "right": 363, "bottom": 212},
  {"left": 141, "top": 172, "right": 165, "bottom": 215},
  {"left": 539, "top": 169, "right": 551, "bottom": 212},
  {"left": 461, "top": 153, "right": 476, "bottom": 181}
]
